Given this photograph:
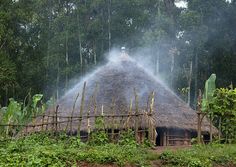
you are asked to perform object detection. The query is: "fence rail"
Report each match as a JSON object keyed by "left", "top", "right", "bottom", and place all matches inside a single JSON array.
[
  {"left": 0, "top": 108, "right": 157, "bottom": 144},
  {"left": 0, "top": 82, "right": 158, "bottom": 144}
]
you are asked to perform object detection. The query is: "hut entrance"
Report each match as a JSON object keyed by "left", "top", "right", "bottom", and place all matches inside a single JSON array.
[
  {"left": 156, "top": 128, "right": 191, "bottom": 146},
  {"left": 156, "top": 128, "right": 164, "bottom": 146}
]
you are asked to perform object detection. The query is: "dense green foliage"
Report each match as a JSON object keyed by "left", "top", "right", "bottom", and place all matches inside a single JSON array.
[
  {"left": 210, "top": 88, "right": 236, "bottom": 143},
  {"left": 1, "top": 133, "right": 236, "bottom": 167},
  {"left": 202, "top": 74, "right": 216, "bottom": 112},
  {"left": 0, "top": 133, "right": 154, "bottom": 167},
  {"left": 160, "top": 144, "right": 236, "bottom": 167},
  {"left": 0, "top": 94, "right": 53, "bottom": 137},
  {"left": 0, "top": 0, "right": 235, "bottom": 108}
]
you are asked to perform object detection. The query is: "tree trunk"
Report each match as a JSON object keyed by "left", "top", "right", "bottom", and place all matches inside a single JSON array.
[
  {"left": 77, "top": 8, "right": 83, "bottom": 76},
  {"left": 65, "top": 2, "right": 69, "bottom": 90},
  {"left": 56, "top": 61, "right": 60, "bottom": 101},
  {"left": 194, "top": 52, "right": 198, "bottom": 109},
  {"left": 46, "top": 0, "right": 52, "bottom": 86},
  {"left": 65, "top": 27, "right": 69, "bottom": 90},
  {"left": 107, "top": 0, "right": 111, "bottom": 52},
  {"left": 94, "top": 42, "right": 97, "bottom": 65},
  {"left": 188, "top": 61, "right": 193, "bottom": 106}
]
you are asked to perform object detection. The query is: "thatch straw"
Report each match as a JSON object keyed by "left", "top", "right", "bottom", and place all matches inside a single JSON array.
[{"left": 26, "top": 58, "right": 217, "bottom": 134}]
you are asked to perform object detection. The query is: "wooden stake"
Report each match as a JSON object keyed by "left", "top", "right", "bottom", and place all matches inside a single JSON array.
[
  {"left": 93, "top": 83, "right": 99, "bottom": 115},
  {"left": 149, "top": 91, "right": 155, "bottom": 114},
  {"left": 148, "top": 91, "right": 155, "bottom": 144},
  {"left": 78, "top": 82, "right": 86, "bottom": 137},
  {"left": 111, "top": 98, "right": 115, "bottom": 141},
  {"left": 87, "top": 96, "right": 93, "bottom": 140},
  {"left": 41, "top": 115, "right": 45, "bottom": 131},
  {"left": 55, "top": 105, "right": 59, "bottom": 134},
  {"left": 124, "top": 98, "right": 133, "bottom": 129},
  {"left": 134, "top": 88, "right": 139, "bottom": 142},
  {"left": 69, "top": 90, "right": 80, "bottom": 134},
  {"left": 197, "top": 89, "right": 202, "bottom": 144}
]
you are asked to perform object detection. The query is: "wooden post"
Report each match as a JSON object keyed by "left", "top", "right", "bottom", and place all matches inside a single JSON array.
[
  {"left": 78, "top": 82, "right": 86, "bottom": 137},
  {"left": 46, "top": 111, "right": 50, "bottom": 131},
  {"left": 163, "top": 131, "right": 166, "bottom": 146},
  {"left": 33, "top": 119, "right": 35, "bottom": 134},
  {"left": 93, "top": 83, "right": 99, "bottom": 115},
  {"left": 87, "top": 96, "right": 92, "bottom": 140},
  {"left": 197, "top": 112, "right": 201, "bottom": 144},
  {"left": 134, "top": 88, "right": 139, "bottom": 142},
  {"left": 41, "top": 115, "right": 45, "bottom": 131},
  {"left": 65, "top": 117, "right": 70, "bottom": 133},
  {"left": 124, "top": 98, "right": 133, "bottom": 129},
  {"left": 111, "top": 98, "right": 115, "bottom": 142},
  {"left": 69, "top": 116, "right": 73, "bottom": 135},
  {"left": 87, "top": 110, "right": 90, "bottom": 140},
  {"left": 148, "top": 91, "right": 155, "bottom": 143},
  {"left": 55, "top": 105, "right": 59, "bottom": 134},
  {"left": 166, "top": 130, "right": 169, "bottom": 146},
  {"left": 70, "top": 90, "right": 80, "bottom": 134},
  {"left": 197, "top": 89, "right": 202, "bottom": 144}
]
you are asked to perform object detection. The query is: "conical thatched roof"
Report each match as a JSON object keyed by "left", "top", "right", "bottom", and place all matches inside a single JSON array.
[{"left": 52, "top": 56, "right": 216, "bottom": 134}]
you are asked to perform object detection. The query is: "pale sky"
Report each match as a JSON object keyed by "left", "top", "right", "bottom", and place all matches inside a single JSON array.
[
  {"left": 175, "top": 0, "right": 232, "bottom": 8},
  {"left": 175, "top": 1, "right": 188, "bottom": 8}
]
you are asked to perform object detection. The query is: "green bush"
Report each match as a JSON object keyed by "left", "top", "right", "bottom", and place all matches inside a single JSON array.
[
  {"left": 159, "top": 144, "right": 236, "bottom": 167},
  {"left": 0, "top": 133, "right": 152, "bottom": 167}
]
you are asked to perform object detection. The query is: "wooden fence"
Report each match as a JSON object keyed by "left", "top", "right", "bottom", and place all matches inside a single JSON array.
[
  {"left": 0, "top": 108, "right": 157, "bottom": 144},
  {"left": 0, "top": 82, "right": 157, "bottom": 144}
]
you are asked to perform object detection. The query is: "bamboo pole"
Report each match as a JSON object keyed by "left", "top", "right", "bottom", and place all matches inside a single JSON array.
[
  {"left": 77, "top": 82, "right": 86, "bottom": 138},
  {"left": 87, "top": 96, "right": 93, "bottom": 140},
  {"left": 197, "top": 89, "right": 202, "bottom": 144},
  {"left": 111, "top": 98, "right": 115, "bottom": 142},
  {"left": 41, "top": 115, "right": 45, "bottom": 131},
  {"left": 124, "top": 98, "right": 133, "bottom": 129},
  {"left": 93, "top": 83, "right": 99, "bottom": 115},
  {"left": 69, "top": 90, "right": 80, "bottom": 135},
  {"left": 55, "top": 105, "right": 59, "bottom": 134},
  {"left": 149, "top": 91, "right": 155, "bottom": 144},
  {"left": 87, "top": 111, "right": 90, "bottom": 140},
  {"left": 134, "top": 88, "right": 139, "bottom": 142},
  {"left": 46, "top": 112, "right": 50, "bottom": 131}
]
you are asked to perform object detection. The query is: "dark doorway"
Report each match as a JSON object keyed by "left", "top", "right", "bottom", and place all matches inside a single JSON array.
[{"left": 156, "top": 128, "right": 164, "bottom": 146}]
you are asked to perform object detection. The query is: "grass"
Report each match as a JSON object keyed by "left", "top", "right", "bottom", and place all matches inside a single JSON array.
[
  {"left": 159, "top": 144, "right": 236, "bottom": 167},
  {"left": 0, "top": 133, "right": 156, "bottom": 167},
  {"left": 0, "top": 133, "right": 236, "bottom": 167}
]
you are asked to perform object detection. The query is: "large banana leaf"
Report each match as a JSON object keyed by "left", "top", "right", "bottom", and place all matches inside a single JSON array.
[{"left": 202, "top": 74, "right": 216, "bottom": 112}]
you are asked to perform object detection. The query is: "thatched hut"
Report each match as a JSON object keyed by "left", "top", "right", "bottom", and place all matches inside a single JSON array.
[{"left": 29, "top": 56, "right": 217, "bottom": 146}]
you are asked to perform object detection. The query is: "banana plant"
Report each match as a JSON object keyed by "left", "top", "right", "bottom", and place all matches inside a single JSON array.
[
  {"left": 202, "top": 74, "right": 216, "bottom": 112},
  {"left": 201, "top": 74, "right": 216, "bottom": 142},
  {"left": 32, "top": 94, "right": 44, "bottom": 115},
  {"left": 0, "top": 98, "right": 22, "bottom": 136}
]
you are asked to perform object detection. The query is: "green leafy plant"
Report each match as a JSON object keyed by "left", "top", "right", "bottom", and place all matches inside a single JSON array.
[
  {"left": 210, "top": 87, "right": 236, "bottom": 143},
  {"left": 118, "top": 129, "right": 137, "bottom": 146},
  {"left": 0, "top": 94, "right": 52, "bottom": 137}
]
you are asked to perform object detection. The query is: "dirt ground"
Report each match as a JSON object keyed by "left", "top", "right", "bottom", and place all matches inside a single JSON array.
[{"left": 151, "top": 145, "right": 192, "bottom": 154}]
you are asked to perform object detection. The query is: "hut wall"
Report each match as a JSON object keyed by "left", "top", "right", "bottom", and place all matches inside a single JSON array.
[{"left": 157, "top": 128, "right": 191, "bottom": 146}]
